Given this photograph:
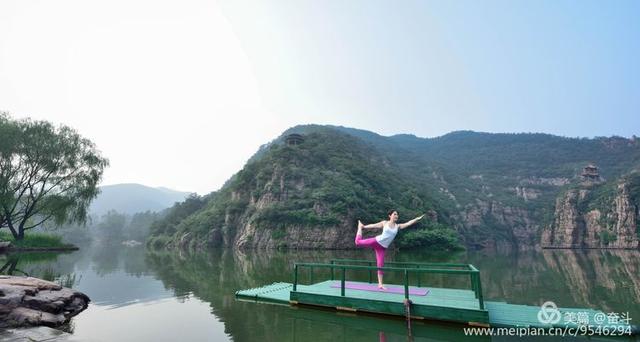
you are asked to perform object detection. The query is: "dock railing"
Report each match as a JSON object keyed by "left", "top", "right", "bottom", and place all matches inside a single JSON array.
[{"left": 293, "top": 259, "right": 484, "bottom": 310}]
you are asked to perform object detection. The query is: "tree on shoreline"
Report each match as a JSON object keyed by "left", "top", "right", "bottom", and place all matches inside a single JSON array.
[{"left": 0, "top": 113, "right": 109, "bottom": 240}]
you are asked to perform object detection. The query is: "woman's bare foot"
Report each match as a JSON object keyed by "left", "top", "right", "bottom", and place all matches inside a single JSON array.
[
  {"left": 357, "top": 220, "right": 364, "bottom": 236},
  {"left": 378, "top": 284, "right": 387, "bottom": 290}
]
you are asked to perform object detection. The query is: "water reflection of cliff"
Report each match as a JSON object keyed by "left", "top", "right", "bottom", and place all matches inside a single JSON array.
[
  {"left": 145, "top": 248, "right": 484, "bottom": 342},
  {"left": 461, "top": 249, "right": 640, "bottom": 320},
  {"left": 5, "top": 246, "right": 636, "bottom": 341},
  {"left": 542, "top": 250, "right": 640, "bottom": 313}
]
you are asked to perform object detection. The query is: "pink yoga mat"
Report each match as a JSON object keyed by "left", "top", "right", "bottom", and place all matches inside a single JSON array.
[{"left": 331, "top": 281, "right": 429, "bottom": 296}]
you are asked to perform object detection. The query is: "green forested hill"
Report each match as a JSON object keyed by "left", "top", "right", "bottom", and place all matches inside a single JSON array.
[{"left": 148, "top": 125, "right": 640, "bottom": 250}]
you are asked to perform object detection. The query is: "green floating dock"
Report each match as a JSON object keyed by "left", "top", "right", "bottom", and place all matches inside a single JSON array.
[{"left": 236, "top": 259, "right": 638, "bottom": 335}]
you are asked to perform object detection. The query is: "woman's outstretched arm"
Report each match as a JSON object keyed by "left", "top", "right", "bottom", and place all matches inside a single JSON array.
[
  {"left": 398, "top": 215, "right": 425, "bottom": 229},
  {"left": 358, "top": 220, "right": 385, "bottom": 229}
]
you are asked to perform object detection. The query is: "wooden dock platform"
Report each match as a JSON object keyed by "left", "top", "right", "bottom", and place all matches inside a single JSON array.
[
  {"left": 237, "top": 280, "right": 489, "bottom": 324},
  {"left": 235, "top": 259, "right": 638, "bottom": 335}
]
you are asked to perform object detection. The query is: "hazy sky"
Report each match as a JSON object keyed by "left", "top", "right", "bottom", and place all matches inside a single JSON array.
[{"left": 1, "top": 0, "right": 638, "bottom": 194}]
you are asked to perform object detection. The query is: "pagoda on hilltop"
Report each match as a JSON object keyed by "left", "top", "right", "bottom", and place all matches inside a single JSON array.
[
  {"left": 285, "top": 133, "right": 305, "bottom": 146},
  {"left": 581, "top": 164, "right": 603, "bottom": 184}
]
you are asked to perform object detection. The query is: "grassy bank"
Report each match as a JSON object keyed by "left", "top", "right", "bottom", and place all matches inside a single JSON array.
[{"left": 0, "top": 231, "right": 77, "bottom": 250}]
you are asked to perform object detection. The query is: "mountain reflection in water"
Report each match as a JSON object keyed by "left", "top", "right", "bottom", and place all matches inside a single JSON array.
[{"left": 2, "top": 245, "right": 638, "bottom": 341}]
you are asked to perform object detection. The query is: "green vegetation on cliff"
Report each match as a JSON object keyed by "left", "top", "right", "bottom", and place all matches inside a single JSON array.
[
  {"left": 150, "top": 129, "right": 458, "bottom": 250},
  {"left": 149, "top": 125, "right": 640, "bottom": 250}
]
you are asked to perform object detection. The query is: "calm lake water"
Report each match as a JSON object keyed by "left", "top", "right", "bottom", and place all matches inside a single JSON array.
[{"left": 2, "top": 245, "right": 640, "bottom": 341}]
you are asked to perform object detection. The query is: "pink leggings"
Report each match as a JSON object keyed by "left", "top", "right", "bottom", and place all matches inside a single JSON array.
[{"left": 355, "top": 234, "right": 386, "bottom": 275}]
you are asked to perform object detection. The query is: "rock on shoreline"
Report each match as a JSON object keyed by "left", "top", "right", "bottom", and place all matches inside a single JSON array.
[{"left": 0, "top": 276, "right": 90, "bottom": 329}]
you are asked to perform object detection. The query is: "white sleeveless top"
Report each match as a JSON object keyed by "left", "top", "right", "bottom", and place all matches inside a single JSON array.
[{"left": 375, "top": 222, "right": 399, "bottom": 248}]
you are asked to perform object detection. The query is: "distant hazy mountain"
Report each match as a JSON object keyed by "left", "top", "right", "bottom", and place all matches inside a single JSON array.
[{"left": 90, "top": 184, "right": 192, "bottom": 216}]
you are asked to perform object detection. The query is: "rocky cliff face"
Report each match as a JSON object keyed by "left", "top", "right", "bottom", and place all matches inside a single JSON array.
[
  {"left": 158, "top": 130, "right": 456, "bottom": 251},
  {"left": 456, "top": 199, "right": 540, "bottom": 250},
  {"left": 173, "top": 172, "right": 369, "bottom": 250},
  {"left": 542, "top": 180, "right": 640, "bottom": 249},
  {"left": 229, "top": 174, "right": 356, "bottom": 249},
  {"left": 150, "top": 127, "right": 640, "bottom": 251},
  {"left": 173, "top": 198, "right": 355, "bottom": 250},
  {"left": 448, "top": 175, "right": 568, "bottom": 250}
]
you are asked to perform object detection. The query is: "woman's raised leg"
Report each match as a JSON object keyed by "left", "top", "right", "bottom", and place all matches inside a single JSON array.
[{"left": 355, "top": 221, "right": 379, "bottom": 247}]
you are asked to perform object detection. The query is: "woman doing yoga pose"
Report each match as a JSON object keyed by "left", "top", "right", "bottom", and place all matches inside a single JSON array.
[{"left": 355, "top": 210, "right": 424, "bottom": 290}]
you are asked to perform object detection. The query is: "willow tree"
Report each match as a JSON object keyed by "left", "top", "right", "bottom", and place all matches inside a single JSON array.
[{"left": 0, "top": 113, "right": 109, "bottom": 240}]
